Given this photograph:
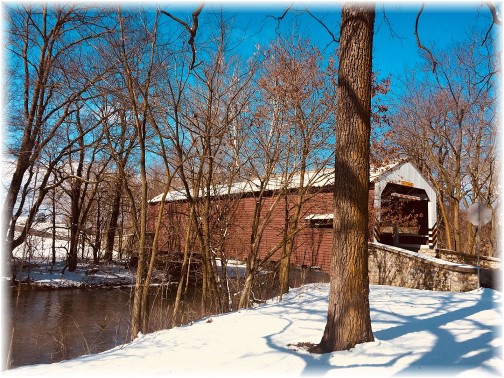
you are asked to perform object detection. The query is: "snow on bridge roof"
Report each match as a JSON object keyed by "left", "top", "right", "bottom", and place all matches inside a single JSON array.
[{"left": 149, "top": 160, "right": 403, "bottom": 204}]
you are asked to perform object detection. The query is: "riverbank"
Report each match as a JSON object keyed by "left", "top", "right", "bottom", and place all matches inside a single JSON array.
[
  {"left": 7, "top": 257, "right": 254, "bottom": 289},
  {"left": 7, "top": 250, "right": 272, "bottom": 291},
  {"left": 5, "top": 283, "right": 502, "bottom": 377},
  {"left": 8, "top": 259, "right": 140, "bottom": 289},
  {"left": 5, "top": 257, "right": 329, "bottom": 369}
]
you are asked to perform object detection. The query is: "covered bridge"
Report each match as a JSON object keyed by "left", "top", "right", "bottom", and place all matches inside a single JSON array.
[{"left": 148, "top": 160, "right": 437, "bottom": 273}]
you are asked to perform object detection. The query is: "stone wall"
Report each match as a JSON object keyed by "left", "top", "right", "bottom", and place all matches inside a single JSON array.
[
  {"left": 368, "top": 243, "right": 478, "bottom": 292},
  {"left": 435, "top": 249, "right": 500, "bottom": 269}
]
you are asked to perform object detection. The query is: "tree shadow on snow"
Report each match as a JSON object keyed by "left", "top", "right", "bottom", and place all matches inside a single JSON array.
[
  {"left": 375, "top": 288, "right": 501, "bottom": 376},
  {"left": 263, "top": 317, "right": 413, "bottom": 376},
  {"left": 262, "top": 287, "right": 500, "bottom": 376}
]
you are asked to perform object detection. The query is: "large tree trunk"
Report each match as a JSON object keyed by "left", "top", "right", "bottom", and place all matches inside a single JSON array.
[{"left": 311, "top": 3, "right": 375, "bottom": 353}]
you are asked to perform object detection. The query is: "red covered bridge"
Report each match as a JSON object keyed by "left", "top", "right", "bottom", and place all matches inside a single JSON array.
[{"left": 148, "top": 161, "right": 437, "bottom": 273}]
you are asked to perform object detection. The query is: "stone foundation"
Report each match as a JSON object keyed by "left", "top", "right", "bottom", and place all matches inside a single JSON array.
[{"left": 368, "top": 243, "right": 478, "bottom": 292}]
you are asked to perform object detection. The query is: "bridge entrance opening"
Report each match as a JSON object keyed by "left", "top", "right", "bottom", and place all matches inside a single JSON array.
[{"left": 375, "top": 182, "right": 430, "bottom": 251}]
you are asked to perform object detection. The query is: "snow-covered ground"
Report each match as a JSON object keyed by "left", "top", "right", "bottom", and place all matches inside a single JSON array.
[
  {"left": 4, "top": 283, "right": 502, "bottom": 377},
  {"left": 8, "top": 228, "right": 139, "bottom": 288},
  {"left": 5, "top": 224, "right": 502, "bottom": 376},
  {"left": 7, "top": 224, "right": 250, "bottom": 288}
]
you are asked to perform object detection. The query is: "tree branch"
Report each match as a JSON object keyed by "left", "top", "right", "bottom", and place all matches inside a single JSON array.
[
  {"left": 414, "top": 3, "right": 437, "bottom": 73},
  {"left": 269, "top": 2, "right": 294, "bottom": 34},
  {"left": 268, "top": 4, "right": 339, "bottom": 46},
  {"left": 482, "top": 1, "right": 502, "bottom": 45},
  {"left": 379, "top": 5, "right": 405, "bottom": 46},
  {"left": 161, "top": 3, "right": 205, "bottom": 70},
  {"left": 304, "top": 8, "right": 339, "bottom": 43}
]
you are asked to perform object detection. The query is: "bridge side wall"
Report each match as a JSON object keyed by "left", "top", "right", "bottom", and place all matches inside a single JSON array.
[{"left": 368, "top": 243, "right": 478, "bottom": 292}]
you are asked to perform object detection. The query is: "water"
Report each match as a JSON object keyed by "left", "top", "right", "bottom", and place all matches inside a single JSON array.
[
  {"left": 6, "top": 267, "right": 329, "bottom": 369},
  {"left": 6, "top": 285, "right": 199, "bottom": 369}
]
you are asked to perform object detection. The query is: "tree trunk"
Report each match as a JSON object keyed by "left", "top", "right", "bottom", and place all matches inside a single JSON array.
[
  {"left": 51, "top": 182, "right": 57, "bottom": 266},
  {"left": 130, "top": 146, "right": 148, "bottom": 340},
  {"left": 3, "top": 154, "right": 31, "bottom": 259},
  {"left": 279, "top": 163, "right": 305, "bottom": 299},
  {"left": 171, "top": 206, "right": 196, "bottom": 328},
  {"left": 238, "top": 194, "right": 264, "bottom": 309},
  {"left": 452, "top": 198, "right": 461, "bottom": 252},
  {"left": 93, "top": 203, "right": 102, "bottom": 264},
  {"left": 438, "top": 198, "right": 453, "bottom": 250},
  {"left": 238, "top": 269, "right": 254, "bottom": 310},
  {"left": 311, "top": 3, "right": 375, "bottom": 353},
  {"left": 68, "top": 160, "right": 84, "bottom": 272},
  {"left": 104, "top": 177, "right": 123, "bottom": 262},
  {"left": 279, "top": 195, "right": 290, "bottom": 297}
]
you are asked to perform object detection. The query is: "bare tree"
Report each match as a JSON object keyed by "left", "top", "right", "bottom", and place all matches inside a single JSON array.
[
  {"left": 4, "top": 5, "right": 112, "bottom": 260},
  {"left": 389, "top": 34, "right": 498, "bottom": 254},
  {"left": 151, "top": 51, "right": 196, "bottom": 329},
  {"left": 161, "top": 10, "right": 261, "bottom": 317},
  {"left": 56, "top": 107, "right": 113, "bottom": 271},
  {"left": 235, "top": 115, "right": 290, "bottom": 309},
  {"left": 67, "top": 153, "right": 113, "bottom": 268},
  {"left": 255, "top": 35, "right": 335, "bottom": 298},
  {"left": 105, "top": 6, "right": 162, "bottom": 340},
  {"left": 97, "top": 102, "right": 138, "bottom": 262}
]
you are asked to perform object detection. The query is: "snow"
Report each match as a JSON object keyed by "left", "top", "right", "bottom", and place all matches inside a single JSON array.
[
  {"left": 9, "top": 260, "right": 138, "bottom": 288},
  {"left": 9, "top": 229, "right": 140, "bottom": 288},
  {"left": 9, "top": 247, "right": 248, "bottom": 288},
  {"left": 8, "top": 226, "right": 251, "bottom": 287},
  {"left": 148, "top": 161, "right": 402, "bottom": 203},
  {"left": 4, "top": 283, "right": 502, "bottom": 377},
  {"left": 6, "top": 221, "right": 502, "bottom": 377}
]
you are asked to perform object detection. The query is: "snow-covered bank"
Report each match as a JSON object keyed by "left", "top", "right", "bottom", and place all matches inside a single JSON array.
[
  {"left": 5, "top": 283, "right": 502, "bottom": 377},
  {"left": 8, "top": 228, "right": 250, "bottom": 288},
  {"left": 8, "top": 227, "right": 164, "bottom": 288},
  {"left": 7, "top": 256, "right": 250, "bottom": 289},
  {"left": 8, "top": 260, "right": 139, "bottom": 288}
]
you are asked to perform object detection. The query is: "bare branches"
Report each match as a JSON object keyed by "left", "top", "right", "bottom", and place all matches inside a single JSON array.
[
  {"left": 414, "top": 3, "right": 437, "bottom": 73},
  {"left": 389, "top": 34, "right": 497, "bottom": 253},
  {"left": 379, "top": 5, "right": 406, "bottom": 46},
  {"left": 269, "top": 2, "right": 294, "bottom": 34},
  {"left": 415, "top": 1, "right": 500, "bottom": 74},
  {"left": 268, "top": 4, "right": 339, "bottom": 45},
  {"left": 304, "top": 8, "right": 339, "bottom": 43},
  {"left": 161, "top": 3, "right": 205, "bottom": 70}
]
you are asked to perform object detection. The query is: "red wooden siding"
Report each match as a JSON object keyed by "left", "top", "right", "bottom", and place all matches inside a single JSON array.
[{"left": 147, "top": 189, "right": 336, "bottom": 272}]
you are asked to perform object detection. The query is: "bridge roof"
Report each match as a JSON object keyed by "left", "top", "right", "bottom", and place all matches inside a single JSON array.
[{"left": 149, "top": 160, "right": 407, "bottom": 204}]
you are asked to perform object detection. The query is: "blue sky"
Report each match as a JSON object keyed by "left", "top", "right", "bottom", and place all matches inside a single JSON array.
[
  {"left": 372, "top": 3, "right": 498, "bottom": 79},
  {"left": 178, "top": 1, "right": 500, "bottom": 91}
]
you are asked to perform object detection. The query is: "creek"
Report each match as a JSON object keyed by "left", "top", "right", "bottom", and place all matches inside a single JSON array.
[
  {"left": 7, "top": 267, "right": 328, "bottom": 369},
  {"left": 7, "top": 284, "right": 202, "bottom": 369}
]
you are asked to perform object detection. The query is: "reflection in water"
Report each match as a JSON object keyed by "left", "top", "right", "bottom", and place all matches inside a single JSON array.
[{"left": 7, "top": 285, "right": 201, "bottom": 369}]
